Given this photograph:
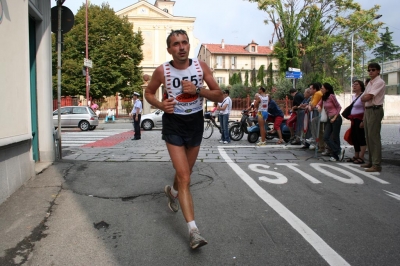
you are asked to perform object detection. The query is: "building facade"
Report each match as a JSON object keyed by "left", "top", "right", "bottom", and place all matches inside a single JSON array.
[
  {"left": 116, "top": 0, "right": 199, "bottom": 114},
  {"left": 381, "top": 59, "right": 400, "bottom": 95},
  {"left": 0, "top": 0, "right": 54, "bottom": 204},
  {"left": 197, "top": 39, "right": 278, "bottom": 87}
]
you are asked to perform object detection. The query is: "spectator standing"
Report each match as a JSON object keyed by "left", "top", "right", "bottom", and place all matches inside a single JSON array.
[
  {"left": 254, "top": 87, "right": 269, "bottom": 146},
  {"left": 317, "top": 83, "right": 343, "bottom": 162},
  {"left": 307, "top": 83, "right": 324, "bottom": 151},
  {"left": 360, "top": 63, "right": 386, "bottom": 172},
  {"left": 291, "top": 88, "right": 311, "bottom": 145},
  {"left": 287, "top": 88, "right": 304, "bottom": 143},
  {"left": 267, "top": 98, "right": 285, "bottom": 144},
  {"left": 217, "top": 90, "right": 232, "bottom": 144},
  {"left": 130, "top": 92, "right": 142, "bottom": 140},
  {"left": 347, "top": 80, "right": 366, "bottom": 164}
]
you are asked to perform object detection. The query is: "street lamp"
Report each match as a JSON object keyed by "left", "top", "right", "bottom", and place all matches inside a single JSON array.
[{"left": 350, "top": 14, "right": 382, "bottom": 95}]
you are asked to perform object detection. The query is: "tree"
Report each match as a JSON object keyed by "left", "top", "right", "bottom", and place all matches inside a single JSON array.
[
  {"left": 247, "top": 0, "right": 383, "bottom": 80},
  {"left": 244, "top": 70, "right": 249, "bottom": 87},
  {"left": 371, "top": 27, "right": 400, "bottom": 62},
  {"left": 52, "top": 3, "right": 144, "bottom": 99},
  {"left": 257, "top": 65, "right": 266, "bottom": 86}
]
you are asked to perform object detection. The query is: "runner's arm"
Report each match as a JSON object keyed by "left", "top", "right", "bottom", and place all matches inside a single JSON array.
[{"left": 145, "top": 66, "right": 176, "bottom": 114}]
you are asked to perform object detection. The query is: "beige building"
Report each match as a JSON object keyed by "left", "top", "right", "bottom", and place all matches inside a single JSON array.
[
  {"left": 197, "top": 39, "right": 278, "bottom": 87},
  {"left": 381, "top": 59, "right": 400, "bottom": 95},
  {"left": 116, "top": 0, "right": 199, "bottom": 113}
]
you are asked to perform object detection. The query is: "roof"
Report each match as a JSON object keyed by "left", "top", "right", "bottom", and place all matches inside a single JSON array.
[{"left": 202, "top": 43, "right": 273, "bottom": 55}]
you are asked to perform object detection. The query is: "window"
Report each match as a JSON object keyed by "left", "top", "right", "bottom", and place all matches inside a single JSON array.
[
  {"left": 216, "top": 77, "right": 225, "bottom": 85},
  {"left": 216, "top": 56, "right": 223, "bottom": 68},
  {"left": 73, "top": 107, "right": 88, "bottom": 114},
  {"left": 251, "top": 57, "right": 256, "bottom": 69},
  {"left": 231, "top": 56, "right": 236, "bottom": 69},
  {"left": 251, "top": 46, "right": 255, "bottom": 52}
]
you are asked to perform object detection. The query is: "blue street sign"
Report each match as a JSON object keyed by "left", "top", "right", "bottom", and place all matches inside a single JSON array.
[{"left": 285, "top": 71, "right": 302, "bottom": 79}]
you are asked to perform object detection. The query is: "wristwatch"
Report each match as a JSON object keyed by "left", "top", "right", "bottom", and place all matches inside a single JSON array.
[{"left": 196, "top": 87, "right": 201, "bottom": 95}]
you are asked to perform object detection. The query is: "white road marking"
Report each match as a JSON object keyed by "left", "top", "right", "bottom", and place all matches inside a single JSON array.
[
  {"left": 338, "top": 163, "right": 389, "bottom": 184},
  {"left": 276, "top": 163, "right": 322, "bottom": 184},
  {"left": 383, "top": 190, "right": 400, "bottom": 201},
  {"left": 218, "top": 147, "right": 350, "bottom": 266},
  {"left": 248, "top": 164, "right": 288, "bottom": 184},
  {"left": 310, "top": 163, "right": 364, "bottom": 184}
]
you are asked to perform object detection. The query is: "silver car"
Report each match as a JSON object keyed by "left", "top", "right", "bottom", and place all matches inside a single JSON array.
[
  {"left": 141, "top": 109, "right": 164, "bottom": 130},
  {"left": 53, "top": 106, "right": 99, "bottom": 131}
]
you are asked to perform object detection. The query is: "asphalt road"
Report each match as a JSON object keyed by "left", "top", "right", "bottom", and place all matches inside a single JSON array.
[{"left": 1, "top": 122, "right": 399, "bottom": 265}]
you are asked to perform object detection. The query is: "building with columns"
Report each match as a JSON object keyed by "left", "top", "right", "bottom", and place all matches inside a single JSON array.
[
  {"left": 0, "top": 0, "right": 54, "bottom": 204},
  {"left": 116, "top": 0, "right": 199, "bottom": 114}
]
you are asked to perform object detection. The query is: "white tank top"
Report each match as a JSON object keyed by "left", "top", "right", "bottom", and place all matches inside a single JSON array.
[
  {"left": 258, "top": 94, "right": 269, "bottom": 112},
  {"left": 163, "top": 59, "right": 204, "bottom": 115}
]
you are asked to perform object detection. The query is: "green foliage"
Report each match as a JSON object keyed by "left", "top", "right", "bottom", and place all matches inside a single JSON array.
[
  {"left": 229, "top": 84, "right": 259, "bottom": 99},
  {"left": 371, "top": 27, "right": 400, "bottom": 62},
  {"left": 247, "top": 0, "right": 383, "bottom": 90},
  {"left": 52, "top": 3, "right": 144, "bottom": 99},
  {"left": 250, "top": 68, "right": 257, "bottom": 87},
  {"left": 257, "top": 65, "right": 266, "bottom": 86},
  {"left": 229, "top": 73, "right": 242, "bottom": 85},
  {"left": 123, "top": 100, "right": 133, "bottom": 114},
  {"left": 244, "top": 70, "right": 249, "bottom": 87}
]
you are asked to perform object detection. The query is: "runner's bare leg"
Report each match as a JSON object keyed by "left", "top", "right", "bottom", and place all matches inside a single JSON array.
[{"left": 166, "top": 143, "right": 200, "bottom": 222}]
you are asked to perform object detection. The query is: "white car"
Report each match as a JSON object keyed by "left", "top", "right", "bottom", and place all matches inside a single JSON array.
[{"left": 141, "top": 109, "right": 164, "bottom": 130}]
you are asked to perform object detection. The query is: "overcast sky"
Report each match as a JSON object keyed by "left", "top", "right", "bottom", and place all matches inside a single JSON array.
[{"left": 63, "top": 0, "right": 399, "bottom": 58}]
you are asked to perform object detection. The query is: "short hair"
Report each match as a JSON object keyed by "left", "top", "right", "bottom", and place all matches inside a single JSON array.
[
  {"left": 312, "top": 83, "right": 321, "bottom": 91},
  {"left": 368, "top": 62, "right": 381, "bottom": 71},
  {"left": 223, "top": 89, "right": 230, "bottom": 95},
  {"left": 353, "top": 80, "right": 365, "bottom": 92},
  {"left": 166, "top": 29, "right": 189, "bottom": 48},
  {"left": 259, "top": 86, "right": 266, "bottom": 92},
  {"left": 289, "top": 88, "right": 297, "bottom": 94}
]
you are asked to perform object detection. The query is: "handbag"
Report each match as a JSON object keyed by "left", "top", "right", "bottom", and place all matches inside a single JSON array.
[
  {"left": 344, "top": 127, "right": 353, "bottom": 145},
  {"left": 320, "top": 104, "right": 328, "bottom": 122},
  {"left": 342, "top": 94, "right": 362, "bottom": 120}
]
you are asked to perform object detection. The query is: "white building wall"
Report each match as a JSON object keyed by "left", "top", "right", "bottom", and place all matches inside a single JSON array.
[{"left": 0, "top": 0, "right": 53, "bottom": 205}]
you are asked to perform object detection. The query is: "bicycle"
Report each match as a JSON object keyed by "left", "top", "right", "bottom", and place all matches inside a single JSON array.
[{"left": 203, "top": 112, "right": 235, "bottom": 139}]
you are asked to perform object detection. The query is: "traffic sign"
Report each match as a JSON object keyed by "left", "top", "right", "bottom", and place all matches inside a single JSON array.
[
  {"left": 84, "top": 58, "right": 93, "bottom": 68},
  {"left": 288, "top": 67, "right": 301, "bottom": 72},
  {"left": 285, "top": 71, "right": 302, "bottom": 79}
]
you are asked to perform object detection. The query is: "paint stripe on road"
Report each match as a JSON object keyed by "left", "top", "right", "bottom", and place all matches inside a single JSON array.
[
  {"left": 218, "top": 147, "right": 350, "bottom": 266},
  {"left": 383, "top": 190, "right": 400, "bottom": 201}
]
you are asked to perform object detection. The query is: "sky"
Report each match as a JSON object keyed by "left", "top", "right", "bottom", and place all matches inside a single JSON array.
[{"left": 62, "top": 0, "right": 400, "bottom": 58}]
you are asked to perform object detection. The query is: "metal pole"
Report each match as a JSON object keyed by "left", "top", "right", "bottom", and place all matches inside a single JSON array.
[
  {"left": 57, "top": 0, "right": 62, "bottom": 159},
  {"left": 85, "top": 0, "right": 89, "bottom": 106},
  {"left": 350, "top": 33, "right": 354, "bottom": 97}
]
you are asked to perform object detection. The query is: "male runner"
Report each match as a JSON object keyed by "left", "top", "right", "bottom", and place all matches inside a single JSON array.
[{"left": 145, "top": 29, "right": 223, "bottom": 249}]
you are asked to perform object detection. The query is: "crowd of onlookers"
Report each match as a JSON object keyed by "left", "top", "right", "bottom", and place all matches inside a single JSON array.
[{"left": 226, "top": 62, "right": 386, "bottom": 173}]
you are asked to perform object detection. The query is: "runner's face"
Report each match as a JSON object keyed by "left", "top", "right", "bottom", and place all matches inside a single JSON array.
[{"left": 167, "top": 34, "right": 190, "bottom": 62}]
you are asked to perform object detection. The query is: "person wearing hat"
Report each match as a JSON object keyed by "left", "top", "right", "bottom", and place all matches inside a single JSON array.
[
  {"left": 287, "top": 88, "right": 304, "bottom": 143},
  {"left": 130, "top": 92, "right": 142, "bottom": 140}
]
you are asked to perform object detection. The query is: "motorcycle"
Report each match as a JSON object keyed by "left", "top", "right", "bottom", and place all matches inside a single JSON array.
[
  {"left": 247, "top": 117, "right": 291, "bottom": 143},
  {"left": 229, "top": 110, "right": 258, "bottom": 141}
]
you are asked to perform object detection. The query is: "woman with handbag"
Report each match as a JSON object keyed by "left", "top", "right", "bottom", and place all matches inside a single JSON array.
[
  {"left": 346, "top": 80, "right": 367, "bottom": 164},
  {"left": 317, "top": 83, "right": 343, "bottom": 162}
]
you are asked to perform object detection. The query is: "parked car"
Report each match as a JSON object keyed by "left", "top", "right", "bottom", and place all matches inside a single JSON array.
[
  {"left": 141, "top": 109, "right": 164, "bottom": 130},
  {"left": 53, "top": 106, "right": 99, "bottom": 131}
]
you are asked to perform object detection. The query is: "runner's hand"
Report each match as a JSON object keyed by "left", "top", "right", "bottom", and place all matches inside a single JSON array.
[
  {"left": 162, "top": 97, "right": 176, "bottom": 114},
  {"left": 182, "top": 80, "right": 196, "bottom": 94}
]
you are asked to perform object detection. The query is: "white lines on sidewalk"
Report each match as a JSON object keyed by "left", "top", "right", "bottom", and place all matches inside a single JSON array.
[
  {"left": 218, "top": 147, "right": 350, "bottom": 266},
  {"left": 383, "top": 190, "right": 400, "bottom": 201}
]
